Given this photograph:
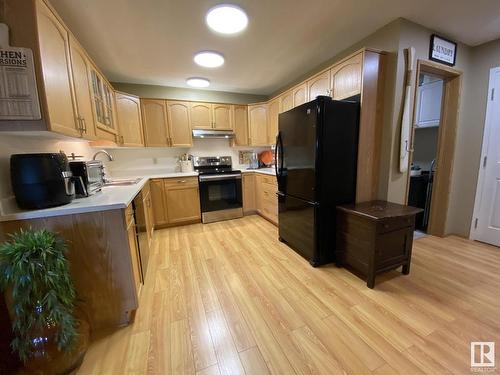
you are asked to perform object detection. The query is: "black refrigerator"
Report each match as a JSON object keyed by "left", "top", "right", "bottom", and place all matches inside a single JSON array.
[{"left": 275, "top": 96, "right": 359, "bottom": 266}]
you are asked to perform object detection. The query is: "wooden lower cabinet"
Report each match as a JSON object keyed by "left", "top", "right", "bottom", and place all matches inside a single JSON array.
[
  {"left": 0, "top": 208, "right": 141, "bottom": 330},
  {"left": 243, "top": 172, "right": 278, "bottom": 225},
  {"left": 164, "top": 178, "right": 201, "bottom": 224},
  {"left": 151, "top": 179, "right": 169, "bottom": 226},
  {"left": 242, "top": 173, "right": 256, "bottom": 214},
  {"left": 150, "top": 177, "right": 201, "bottom": 228},
  {"left": 126, "top": 204, "right": 143, "bottom": 297}
]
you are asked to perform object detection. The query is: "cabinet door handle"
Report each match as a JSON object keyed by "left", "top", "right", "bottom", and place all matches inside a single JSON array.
[
  {"left": 81, "top": 117, "right": 87, "bottom": 133},
  {"left": 76, "top": 117, "right": 83, "bottom": 134},
  {"left": 178, "top": 180, "right": 186, "bottom": 183}
]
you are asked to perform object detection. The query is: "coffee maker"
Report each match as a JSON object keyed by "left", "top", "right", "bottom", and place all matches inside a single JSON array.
[{"left": 10, "top": 152, "right": 78, "bottom": 209}]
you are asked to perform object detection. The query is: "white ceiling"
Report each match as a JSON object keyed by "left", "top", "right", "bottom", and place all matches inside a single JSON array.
[{"left": 50, "top": 0, "right": 500, "bottom": 95}]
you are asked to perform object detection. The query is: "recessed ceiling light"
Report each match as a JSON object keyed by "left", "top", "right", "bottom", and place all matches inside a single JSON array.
[
  {"left": 206, "top": 4, "right": 248, "bottom": 35},
  {"left": 194, "top": 51, "right": 225, "bottom": 68},
  {"left": 186, "top": 77, "right": 210, "bottom": 88}
]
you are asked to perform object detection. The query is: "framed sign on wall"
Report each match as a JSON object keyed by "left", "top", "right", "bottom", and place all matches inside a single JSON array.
[{"left": 429, "top": 34, "right": 457, "bottom": 66}]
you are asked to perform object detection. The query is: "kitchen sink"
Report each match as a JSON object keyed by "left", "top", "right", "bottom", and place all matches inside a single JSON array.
[{"left": 103, "top": 178, "right": 142, "bottom": 186}]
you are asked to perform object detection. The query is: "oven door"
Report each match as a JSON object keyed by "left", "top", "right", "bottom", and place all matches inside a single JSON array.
[{"left": 198, "top": 174, "right": 243, "bottom": 222}]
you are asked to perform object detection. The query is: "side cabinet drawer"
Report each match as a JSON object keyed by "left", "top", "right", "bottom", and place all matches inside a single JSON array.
[
  {"left": 260, "top": 174, "right": 277, "bottom": 186},
  {"left": 163, "top": 176, "right": 198, "bottom": 187},
  {"left": 377, "top": 215, "right": 414, "bottom": 234}
]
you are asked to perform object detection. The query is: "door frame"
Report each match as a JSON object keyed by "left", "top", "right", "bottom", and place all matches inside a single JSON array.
[
  {"left": 470, "top": 66, "right": 500, "bottom": 240},
  {"left": 405, "top": 59, "right": 462, "bottom": 236}
]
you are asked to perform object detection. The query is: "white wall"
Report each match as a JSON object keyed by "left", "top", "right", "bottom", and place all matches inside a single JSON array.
[
  {"left": 0, "top": 134, "right": 269, "bottom": 214},
  {"left": 0, "top": 133, "right": 93, "bottom": 214},
  {"left": 103, "top": 139, "right": 269, "bottom": 177}
]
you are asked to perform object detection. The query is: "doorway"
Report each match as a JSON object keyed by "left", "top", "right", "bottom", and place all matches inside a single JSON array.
[
  {"left": 405, "top": 60, "right": 462, "bottom": 237},
  {"left": 471, "top": 67, "right": 500, "bottom": 247}
]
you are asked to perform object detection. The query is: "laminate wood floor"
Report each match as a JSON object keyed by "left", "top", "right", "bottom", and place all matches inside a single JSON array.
[{"left": 77, "top": 215, "right": 500, "bottom": 374}]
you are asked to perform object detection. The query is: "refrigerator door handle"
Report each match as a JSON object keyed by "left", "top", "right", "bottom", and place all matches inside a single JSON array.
[
  {"left": 275, "top": 131, "right": 284, "bottom": 184},
  {"left": 275, "top": 132, "right": 279, "bottom": 181}
]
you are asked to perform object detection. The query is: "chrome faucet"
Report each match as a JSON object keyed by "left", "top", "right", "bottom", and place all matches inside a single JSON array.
[{"left": 92, "top": 150, "right": 114, "bottom": 161}]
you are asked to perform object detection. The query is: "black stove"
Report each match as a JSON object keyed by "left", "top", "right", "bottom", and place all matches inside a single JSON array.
[{"left": 193, "top": 156, "right": 243, "bottom": 223}]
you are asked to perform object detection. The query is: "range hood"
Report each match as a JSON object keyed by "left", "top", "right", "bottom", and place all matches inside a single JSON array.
[{"left": 192, "top": 129, "right": 235, "bottom": 139}]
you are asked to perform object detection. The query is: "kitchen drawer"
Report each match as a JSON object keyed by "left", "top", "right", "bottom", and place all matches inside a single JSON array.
[
  {"left": 163, "top": 176, "right": 198, "bottom": 187},
  {"left": 377, "top": 215, "right": 414, "bottom": 234},
  {"left": 259, "top": 174, "right": 277, "bottom": 186},
  {"left": 261, "top": 183, "right": 277, "bottom": 202}
]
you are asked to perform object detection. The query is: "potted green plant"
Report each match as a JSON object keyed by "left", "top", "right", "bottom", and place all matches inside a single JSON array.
[{"left": 0, "top": 229, "right": 89, "bottom": 374}]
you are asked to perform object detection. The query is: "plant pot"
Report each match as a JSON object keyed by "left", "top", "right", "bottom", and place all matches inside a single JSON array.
[
  {"left": 22, "top": 309, "right": 90, "bottom": 375},
  {"left": 4, "top": 292, "right": 90, "bottom": 375}
]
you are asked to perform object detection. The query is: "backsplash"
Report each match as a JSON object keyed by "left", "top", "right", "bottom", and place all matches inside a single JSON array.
[
  {"left": 0, "top": 134, "right": 270, "bottom": 214},
  {"left": 102, "top": 139, "right": 270, "bottom": 177},
  {"left": 0, "top": 133, "right": 93, "bottom": 214}
]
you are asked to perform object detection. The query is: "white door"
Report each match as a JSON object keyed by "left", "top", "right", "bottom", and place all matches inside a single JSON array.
[{"left": 471, "top": 67, "right": 500, "bottom": 246}]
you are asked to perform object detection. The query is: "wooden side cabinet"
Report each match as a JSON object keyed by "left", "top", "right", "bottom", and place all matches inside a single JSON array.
[
  {"left": 336, "top": 201, "right": 422, "bottom": 288},
  {"left": 150, "top": 177, "right": 201, "bottom": 228}
]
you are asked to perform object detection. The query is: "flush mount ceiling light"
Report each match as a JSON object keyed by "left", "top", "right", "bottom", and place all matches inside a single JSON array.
[
  {"left": 206, "top": 4, "right": 248, "bottom": 34},
  {"left": 194, "top": 51, "right": 225, "bottom": 68},
  {"left": 186, "top": 77, "right": 210, "bottom": 88}
]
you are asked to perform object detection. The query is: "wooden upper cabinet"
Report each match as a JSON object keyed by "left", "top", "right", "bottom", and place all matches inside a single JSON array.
[
  {"left": 307, "top": 70, "right": 331, "bottom": 101},
  {"left": 268, "top": 99, "right": 279, "bottom": 145},
  {"left": 89, "top": 67, "right": 118, "bottom": 135},
  {"left": 36, "top": 0, "right": 79, "bottom": 137},
  {"left": 140, "top": 99, "right": 169, "bottom": 147},
  {"left": 213, "top": 104, "right": 233, "bottom": 130},
  {"left": 116, "top": 92, "right": 144, "bottom": 147},
  {"left": 292, "top": 83, "right": 308, "bottom": 107},
  {"left": 68, "top": 36, "right": 96, "bottom": 140},
  {"left": 280, "top": 91, "right": 293, "bottom": 114},
  {"left": 190, "top": 102, "right": 212, "bottom": 129},
  {"left": 166, "top": 101, "right": 192, "bottom": 147},
  {"left": 233, "top": 105, "right": 248, "bottom": 146},
  {"left": 248, "top": 104, "right": 268, "bottom": 146},
  {"left": 330, "top": 52, "right": 363, "bottom": 100}
]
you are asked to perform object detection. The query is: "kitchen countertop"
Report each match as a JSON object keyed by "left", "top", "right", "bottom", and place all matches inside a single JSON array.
[
  {"left": 0, "top": 171, "right": 198, "bottom": 222},
  {"left": 0, "top": 169, "right": 277, "bottom": 222},
  {"left": 242, "top": 167, "right": 276, "bottom": 176}
]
